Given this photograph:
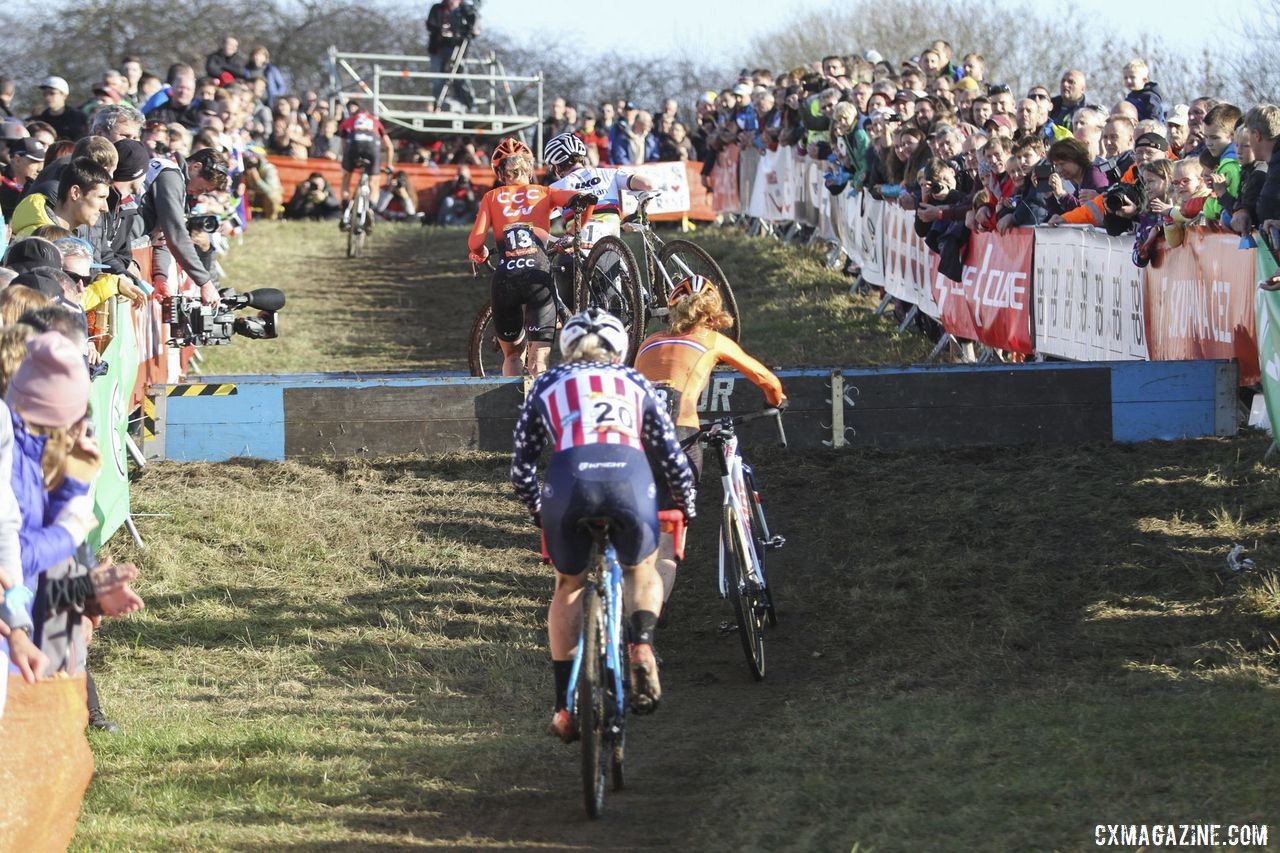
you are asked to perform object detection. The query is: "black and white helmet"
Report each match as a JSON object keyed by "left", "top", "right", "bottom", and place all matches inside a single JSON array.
[
  {"left": 543, "top": 132, "right": 588, "bottom": 169},
  {"left": 559, "top": 308, "right": 629, "bottom": 359}
]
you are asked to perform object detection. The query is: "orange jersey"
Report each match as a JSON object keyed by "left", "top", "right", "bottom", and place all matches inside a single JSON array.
[
  {"left": 634, "top": 326, "right": 785, "bottom": 429},
  {"left": 467, "top": 184, "right": 588, "bottom": 255}
]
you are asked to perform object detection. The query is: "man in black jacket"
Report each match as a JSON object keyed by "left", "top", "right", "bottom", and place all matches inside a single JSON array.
[
  {"left": 87, "top": 139, "right": 149, "bottom": 281},
  {"left": 205, "top": 36, "right": 246, "bottom": 83},
  {"left": 426, "top": 0, "right": 475, "bottom": 106},
  {"left": 146, "top": 65, "right": 201, "bottom": 130},
  {"left": 28, "top": 76, "right": 88, "bottom": 141}
]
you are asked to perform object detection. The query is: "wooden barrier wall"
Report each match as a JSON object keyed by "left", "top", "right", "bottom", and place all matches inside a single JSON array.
[{"left": 148, "top": 361, "right": 1237, "bottom": 462}]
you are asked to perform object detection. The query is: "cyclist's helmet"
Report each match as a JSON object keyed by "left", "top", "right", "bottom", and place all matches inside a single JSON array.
[
  {"left": 559, "top": 308, "right": 629, "bottom": 359},
  {"left": 491, "top": 137, "right": 533, "bottom": 169},
  {"left": 667, "top": 274, "right": 718, "bottom": 307},
  {"left": 543, "top": 132, "right": 588, "bottom": 169}
]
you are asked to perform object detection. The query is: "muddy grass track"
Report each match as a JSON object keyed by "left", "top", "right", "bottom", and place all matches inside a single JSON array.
[{"left": 73, "top": 222, "right": 1279, "bottom": 849}]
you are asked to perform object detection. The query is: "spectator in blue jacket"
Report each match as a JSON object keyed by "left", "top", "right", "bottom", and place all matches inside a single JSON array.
[
  {"left": 245, "top": 46, "right": 287, "bottom": 106},
  {"left": 1123, "top": 58, "right": 1165, "bottom": 122}
]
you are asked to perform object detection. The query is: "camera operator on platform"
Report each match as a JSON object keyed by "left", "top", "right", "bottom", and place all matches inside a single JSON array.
[
  {"left": 138, "top": 145, "right": 231, "bottom": 305},
  {"left": 426, "top": 0, "right": 477, "bottom": 107}
]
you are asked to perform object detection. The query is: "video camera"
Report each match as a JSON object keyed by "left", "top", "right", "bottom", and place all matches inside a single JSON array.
[
  {"left": 458, "top": 0, "right": 481, "bottom": 39},
  {"left": 187, "top": 213, "right": 220, "bottom": 233},
  {"left": 168, "top": 287, "right": 285, "bottom": 347}
]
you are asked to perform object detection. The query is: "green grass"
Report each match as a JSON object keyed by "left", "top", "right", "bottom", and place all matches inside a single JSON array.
[
  {"left": 77, "top": 437, "right": 1280, "bottom": 850},
  {"left": 71, "top": 218, "right": 1278, "bottom": 849},
  {"left": 203, "top": 221, "right": 932, "bottom": 376}
]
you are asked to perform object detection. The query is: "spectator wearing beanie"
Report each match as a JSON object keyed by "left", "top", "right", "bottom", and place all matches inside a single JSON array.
[{"left": 85, "top": 138, "right": 150, "bottom": 280}]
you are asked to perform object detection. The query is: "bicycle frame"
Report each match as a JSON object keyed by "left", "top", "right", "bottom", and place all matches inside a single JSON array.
[
  {"left": 712, "top": 432, "right": 765, "bottom": 597},
  {"left": 566, "top": 536, "right": 627, "bottom": 721}
]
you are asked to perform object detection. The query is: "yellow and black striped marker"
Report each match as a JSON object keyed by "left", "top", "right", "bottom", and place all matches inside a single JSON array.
[
  {"left": 141, "top": 398, "right": 157, "bottom": 441},
  {"left": 166, "top": 383, "right": 238, "bottom": 398}
]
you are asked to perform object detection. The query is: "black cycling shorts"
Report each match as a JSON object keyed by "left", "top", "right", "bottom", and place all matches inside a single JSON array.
[
  {"left": 343, "top": 139, "right": 380, "bottom": 174},
  {"left": 542, "top": 444, "right": 659, "bottom": 575},
  {"left": 492, "top": 268, "right": 556, "bottom": 344},
  {"left": 652, "top": 426, "right": 702, "bottom": 512}
]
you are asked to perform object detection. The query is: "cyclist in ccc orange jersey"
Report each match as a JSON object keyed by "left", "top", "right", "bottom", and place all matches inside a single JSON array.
[
  {"left": 467, "top": 138, "right": 596, "bottom": 377},
  {"left": 633, "top": 275, "right": 786, "bottom": 614}
]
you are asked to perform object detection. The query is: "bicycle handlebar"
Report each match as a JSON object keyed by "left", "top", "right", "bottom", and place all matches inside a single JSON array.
[{"left": 681, "top": 408, "right": 788, "bottom": 450}]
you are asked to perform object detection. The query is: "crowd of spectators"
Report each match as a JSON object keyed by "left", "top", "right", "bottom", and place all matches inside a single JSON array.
[
  {"left": 0, "top": 36, "right": 289, "bottom": 845},
  {"left": 667, "top": 46, "right": 1280, "bottom": 284}
]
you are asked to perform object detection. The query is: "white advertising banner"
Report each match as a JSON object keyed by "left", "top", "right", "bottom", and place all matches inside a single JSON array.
[
  {"left": 1033, "top": 227, "right": 1147, "bottom": 361},
  {"left": 618, "top": 161, "right": 692, "bottom": 216},
  {"left": 879, "top": 201, "right": 941, "bottom": 318},
  {"left": 745, "top": 147, "right": 797, "bottom": 222}
]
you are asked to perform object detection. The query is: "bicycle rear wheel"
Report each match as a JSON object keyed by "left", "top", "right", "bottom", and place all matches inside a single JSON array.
[
  {"left": 657, "top": 240, "right": 740, "bottom": 341},
  {"left": 584, "top": 236, "right": 645, "bottom": 363},
  {"left": 347, "top": 191, "right": 368, "bottom": 258},
  {"left": 724, "top": 505, "right": 765, "bottom": 680},
  {"left": 467, "top": 301, "right": 499, "bottom": 377},
  {"left": 579, "top": 585, "right": 607, "bottom": 818}
]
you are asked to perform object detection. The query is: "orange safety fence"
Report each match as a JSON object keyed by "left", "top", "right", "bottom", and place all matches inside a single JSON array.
[{"left": 267, "top": 156, "right": 717, "bottom": 222}]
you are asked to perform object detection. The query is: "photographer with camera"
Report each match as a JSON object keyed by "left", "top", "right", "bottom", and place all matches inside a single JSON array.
[
  {"left": 426, "top": 0, "right": 478, "bottom": 107},
  {"left": 138, "top": 146, "right": 231, "bottom": 305},
  {"left": 285, "top": 172, "right": 342, "bottom": 221},
  {"left": 241, "top": 148, "right": 283, "bottom": 221}
]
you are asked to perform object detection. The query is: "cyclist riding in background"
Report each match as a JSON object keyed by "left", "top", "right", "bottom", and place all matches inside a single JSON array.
[
  {"left": 543, "top": 131, "right": 664, "bottom": 288},
  {"left": 467, "top": 137, "right": 597, "bottom": 377},
  {"left": 633, "top": 275, "right": 787, "bottom": 613},
  {"left": 511, "top": 308, "right": 696, "bottom": 742},
  {"left": 337, "top": 99, "right": 395, "bottom": 230}
]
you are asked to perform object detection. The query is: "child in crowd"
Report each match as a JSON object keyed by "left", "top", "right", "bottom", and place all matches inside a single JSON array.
[
  {"left": 997, "top": 137, "right": 1047, "bottom": 232},
  {"left": 1123, "top": 58, "right": 1164, "bottom": 122},
  {"left": 1133, "top": 159, "right": 1174, "bottom": 266},
  {"left": 1200, "top": 103, "right": 1243, "bottom": 223},
  {"left": 971, "top": 137, "right": 1013, "bottom": 231},
  {"left": 1165, "top": 158, "right": 1211, "bottom": 247}
]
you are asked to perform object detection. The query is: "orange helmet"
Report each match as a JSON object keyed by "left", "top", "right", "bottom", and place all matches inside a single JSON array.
[
  {"left": 492, "top": 137, "right": 532, "bottom": 169},
  {"left": 668, "top": 274, "right": 718, "bottom": 307}
]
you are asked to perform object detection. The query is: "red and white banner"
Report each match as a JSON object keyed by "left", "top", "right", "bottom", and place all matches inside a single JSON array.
[
  {"left": 931, "top": 229, "right": 1035, "bottom": 354},
  {"left": 1144, "top": 231, "right": 1259, "bottom": 384},
  {"left": 1033, "top": 227, "right": 1148, "bottom": 361}
]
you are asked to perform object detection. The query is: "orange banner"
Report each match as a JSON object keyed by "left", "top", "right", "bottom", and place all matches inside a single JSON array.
[{"left": 1144, "top": 231, "right": 1259, "bottom": 385}]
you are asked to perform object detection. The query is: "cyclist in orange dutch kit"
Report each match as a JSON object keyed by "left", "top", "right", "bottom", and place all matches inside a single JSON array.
[
  {"left": 467, "top": 138, "right": 596, "bottom": 376},
  {"left": 633, "top": 275, "right": 787, "bottom": 616}
]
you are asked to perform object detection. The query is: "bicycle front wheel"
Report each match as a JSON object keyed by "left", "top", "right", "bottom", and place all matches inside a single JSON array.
[
  {"left": 724, "top": 505, "right": 765, "bottom": 680},
  {"left": 584, "top": 236, "right": 645, "bottom": 363},
  {"left": 657, "top": 240, "right": 740, "bottom": 341},
  {"left": 579, "top": 585, "right": 608, "bottom": 818}
]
